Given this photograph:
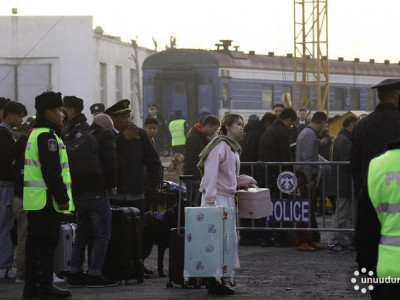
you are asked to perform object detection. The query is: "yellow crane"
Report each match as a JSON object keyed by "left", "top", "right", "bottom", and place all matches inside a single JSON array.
[{"left": 293, "top": 0, "right": 329, "bottom": 115}]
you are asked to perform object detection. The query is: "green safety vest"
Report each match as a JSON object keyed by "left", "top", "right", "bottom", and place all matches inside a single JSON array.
[
  {"left": 368, "top": 148, "right": 400, "bottom": 278},
  {"left": 23, "top": 128, "right": 74, "bottom": 213},
  {"left": 169, "top": 119, "right": 186, "bottom": 146}
]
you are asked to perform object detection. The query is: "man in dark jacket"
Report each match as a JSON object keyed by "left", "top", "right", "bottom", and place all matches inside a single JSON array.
[
  {"left": 0, "top": 97, "right": 11, "bottom": 122},
  {"left": 0, "top": 101, "right": 27, "bottom": 279},
  {"left": 106, "top": 100, "right": 162, "bottom": 211},
  {"left": 68, "top": 114, "right": 117, "bottom": 288},
  {"left": 351, "top": 78, "right": 400, "bottom": 280},
  {"left": 62, "top": 96, "right": 89, "bottom": 142},
  {"left": 146, "top": 103, "right": 172, "bottom": 156},
  {"left": 258, "top": 108, "right": 297, "bottom": 193},
  {"left": 240, "top": 114, "right": 263, "bottom": 177},
  {"left": 183, "top": 115, "right": 220, "bottom": 206},
  {"left": 327, "top": 116, "right": 357, "bottom": 253}
]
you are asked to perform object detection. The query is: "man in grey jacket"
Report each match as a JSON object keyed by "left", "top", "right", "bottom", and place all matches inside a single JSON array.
[
  {"left": 295, "top": 111, "right": 328, "bottom": 251},
  {"left": 327, "top": 116, "right": 357, "bottom": 253}
]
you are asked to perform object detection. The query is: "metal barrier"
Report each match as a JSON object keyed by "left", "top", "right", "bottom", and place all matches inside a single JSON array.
[{"left": 237, "top": 161, "right": 355, "bottom": 233}]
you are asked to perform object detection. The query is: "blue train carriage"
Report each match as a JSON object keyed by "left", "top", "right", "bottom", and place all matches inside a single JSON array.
[{"left": 142, "top": 43, "right": 400, "bottom": 125}]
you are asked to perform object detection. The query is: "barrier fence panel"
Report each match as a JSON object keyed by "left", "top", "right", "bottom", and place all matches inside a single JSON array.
[{"left": 237, "top": 161, "right": 355, "bottom": 233}]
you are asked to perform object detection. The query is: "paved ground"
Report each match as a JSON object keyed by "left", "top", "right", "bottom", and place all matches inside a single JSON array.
[
  {"left": 1, "top": 159, "right": 370, "bottom": 299},
  {"left": 1, "top": 243, "right": 369, "bottom": 300}
]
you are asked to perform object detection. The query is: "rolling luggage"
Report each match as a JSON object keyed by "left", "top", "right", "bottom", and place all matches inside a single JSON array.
[
  {"left": 184, "top": 206, "right": 235, "bottom": 285},
  {"left": 53, "top": 223, "right": 76, "bottom": 276},
  {"left": 102, "top": 207, "right": 144, "bottom": 284}
]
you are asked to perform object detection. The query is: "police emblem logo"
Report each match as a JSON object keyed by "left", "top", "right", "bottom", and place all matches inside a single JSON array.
[
  {"left": 277, "top": 171, "right": 297, "bottom": 194},
  {"left": 48, "top": 139, "right": 58, "bottom": 151}
]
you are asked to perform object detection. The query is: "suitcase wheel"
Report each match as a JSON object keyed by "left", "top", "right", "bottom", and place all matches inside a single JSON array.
[
  {"left": 120, "top": 280, "right": 127, "bottom": 286},
  {"left": 166, "top": 282, "right": 173, "bottom": 288}
]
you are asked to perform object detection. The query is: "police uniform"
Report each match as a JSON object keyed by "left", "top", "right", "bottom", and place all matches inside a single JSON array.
[
  {"left": 146, "top": 103, "right": 172, "bottom": 156},
  {"left": 106, "top": 100, "right": 162, "bottom": 210},
  {"left": 367, "top": 140, "right": 400, "bottom": 298},
  {"left": 351, "top": 78, "right": 400, "bottom": 296},
  {"left": 62, "top": 96, "right": 89, "bottom": 142},
  {"left": 23, "top": 91, "right": 73, "bottom": 299}
]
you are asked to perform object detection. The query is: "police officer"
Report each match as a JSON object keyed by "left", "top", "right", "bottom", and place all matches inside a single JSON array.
[
  {"left": 351, "top": 78, "right": 400, "bottom": 283},
  {"left": 62, "top": 96, "right": 89, "bottom": 142},
  {"left": 367, "top": 140, "right": 400, "bottom": 298},
  {"left": 90, "top": 103, "right": 105, "bottom": 117},
  {"left": 23, "top": 91, "right": 74, "bottom": 299},
  {"left": 168, "top": 110, "right": 188, "bottom": 155}
]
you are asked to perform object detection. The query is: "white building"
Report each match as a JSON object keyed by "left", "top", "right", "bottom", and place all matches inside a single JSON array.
[{"left": 0, "top": 16, "right": 155, "bottom": 123}]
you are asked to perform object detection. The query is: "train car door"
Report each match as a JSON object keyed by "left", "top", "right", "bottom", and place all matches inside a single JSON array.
[{"left": 166, "top": 80, "right": 188, "bottom": 121}]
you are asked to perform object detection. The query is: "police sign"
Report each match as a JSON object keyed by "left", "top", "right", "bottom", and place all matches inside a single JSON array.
[{"left": 267, "top": 199, "right": 309, "bottom": 222}]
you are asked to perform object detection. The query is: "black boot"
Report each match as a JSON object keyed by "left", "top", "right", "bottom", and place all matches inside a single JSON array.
[
  {"left": 38, "top": 284, "right": 72, "bottom": 299},
  {"left": 23, "top": 284, "right": 38, "bottom": 299},
  {"left": 207, "top": 280, "right": 235, "bottom": 295}
]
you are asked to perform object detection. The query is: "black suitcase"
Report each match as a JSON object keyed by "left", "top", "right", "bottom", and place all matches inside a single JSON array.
[
  {"left": 102, "top": 207, "right": 144, "bottom": 284},
  {"left": 166, "top": 175, "right": 204, "bottom": 288}
]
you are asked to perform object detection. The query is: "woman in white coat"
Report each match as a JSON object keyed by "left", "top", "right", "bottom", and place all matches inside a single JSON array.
[{"left": 197, "top": 113, "right": 256, "bottom": 295}]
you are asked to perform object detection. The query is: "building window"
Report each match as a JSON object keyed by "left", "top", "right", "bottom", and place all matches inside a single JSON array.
[
  {"left": 221, "top": 83, "right": 229, "bottom": 108},
  {"left": 115, "top": 65, "right": 122, "bottom": 101},
  {"left": 99, "top": 63, "right": 107, "bottom": 104},
  {"left": 334, "top": 87, "right": 345, "bottom": 110},
  {"left": 262, "top": 85, "right": 273, "bottom": 109},
  {"left": 350, "top": 88, "right": 360, "bottom": 110},
  {"left": 366, "top": 89, "right": 376, "bottom": 111},
  {"left": 130, "top": 68, "right": 136, "bottom": 102},
  {"left": 281, "top": 85, "right": 292, "bottom": 105}
]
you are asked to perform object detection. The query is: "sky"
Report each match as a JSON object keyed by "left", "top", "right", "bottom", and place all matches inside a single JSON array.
[{"left": 1, "top": 0, "right": 399, "bottom": 63}]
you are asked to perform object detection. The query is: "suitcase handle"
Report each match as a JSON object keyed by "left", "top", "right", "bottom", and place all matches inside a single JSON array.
[
  {"left": 178, "top": 175, "right": 193, "bottom": 234},
  {"left": 225, "top": 232, "right": 231, "bottom": 252}
]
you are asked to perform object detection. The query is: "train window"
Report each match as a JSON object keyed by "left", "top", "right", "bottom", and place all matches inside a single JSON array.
[
  {"left": 366, "top": 89, "right": 376, "bottom": 111},
  {"left": 222, "top": 83, "right": 229, "bottom": 108},
  {"left": 334, "top": 88, "right": 345, "bottom": 110},
  {"left": 281, "top": 86, "right": 292, "bottom": 104},
  {"left": 350, "top": 88, "right": 360, "bottom": 110},
  {"left": 262, "top": 85, "right": 273, "bottom": 109}
]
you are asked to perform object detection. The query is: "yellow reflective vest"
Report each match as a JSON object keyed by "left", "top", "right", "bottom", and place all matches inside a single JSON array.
[
  {"left": 23, "top": 128, "right": 74, "bottom": 212},
  {"left": 169, "top": 119, "right": 186, "bottom": 146},
  {"left": 368, "top": 148, "right": 400, "bottom": 278}
]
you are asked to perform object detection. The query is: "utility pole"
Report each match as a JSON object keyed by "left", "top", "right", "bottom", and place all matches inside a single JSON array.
[
  {"left": 294, "top": 0, "right": 329, "bottom": 115},
  {"left": 130, "top": 40, "right": 143, "bottom": 120}
]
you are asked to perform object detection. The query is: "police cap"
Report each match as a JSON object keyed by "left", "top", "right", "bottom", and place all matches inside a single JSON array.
[
  {"left": 105, "top": 99, "right": 131, "bottom": 116},
  {"left": 148, "top": 103, "right": 158, "bottom": 109},
  {"left": 371, "top": 78, "right": 400, "bottom": 91},
  {"left": 90, "top": 103, "right": 105, "bottom": 114},
  {"left": 63, "top": 96, "right": 84, "bottom": 111}
]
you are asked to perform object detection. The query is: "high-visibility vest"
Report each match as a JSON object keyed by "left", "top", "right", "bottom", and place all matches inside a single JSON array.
[
  {"left": 23, "top": 128, "right": 74, "bottom": 212},
  {"left": 368, "top": 148, "right": 400, "bottom": 278},
  {"left": 169, "top": 119, "right": 186, "bottom": 146}
]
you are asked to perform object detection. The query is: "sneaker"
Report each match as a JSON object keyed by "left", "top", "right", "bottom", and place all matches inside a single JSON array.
[
  {"left": 68, "top": 272, "right": 88, "bottom": 287},
  {"left": 0, "top": 268, "right": 16, "bottom": 279},
  {"left": 326, "top": 243, "right": 350, "bottom": 253},
  {"left": 53, "top": 272, "right": 65, "bottom": 283},
  {"left": 86, "top": 275, "right": 118, "bottom": 288}
]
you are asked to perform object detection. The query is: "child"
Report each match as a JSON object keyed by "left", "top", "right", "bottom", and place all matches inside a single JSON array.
[{"left": 144, "top": 117, "right": 159, "bottom": 148}]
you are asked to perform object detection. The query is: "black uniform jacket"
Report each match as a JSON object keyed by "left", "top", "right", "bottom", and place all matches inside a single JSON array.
[
  {"left": 183, "top": 126, "right": 209, "bottom": 181},
  {"left": 32, "top": 118, "right": 70, "bottom": 206},
  {"left": 115, "top": 126, "right": 162, "bottom": 195},
  {"left": 351, "top": 102, "right": 400, "bottom": 272},
  {"left": 62, "top": 113, "right": 89, "bottom": 142},
  {"left": 240, "top": 120, "right": 263, "bottom": 176}
]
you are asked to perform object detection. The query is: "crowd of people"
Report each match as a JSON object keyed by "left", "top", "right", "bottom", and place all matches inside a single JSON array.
[{"left": 1, "top": 76, "right": 400, "bottom": 298}]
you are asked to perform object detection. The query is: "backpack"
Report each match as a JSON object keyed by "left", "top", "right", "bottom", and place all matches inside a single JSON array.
[{"left": 65, "top": 129, "right": 103, "bottom": 179}]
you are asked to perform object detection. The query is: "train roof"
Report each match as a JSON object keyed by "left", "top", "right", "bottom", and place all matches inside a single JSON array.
[{"left": 143, "top": 49, "right": 400, "bottom": 77}]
